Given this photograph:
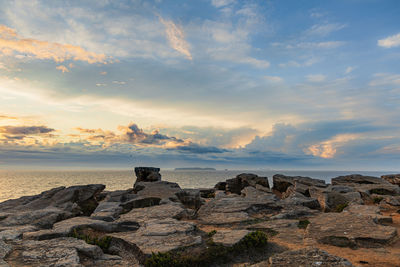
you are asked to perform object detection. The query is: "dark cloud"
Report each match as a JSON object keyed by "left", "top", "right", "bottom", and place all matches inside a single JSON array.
[
  {"left": 122, "top": 123, "right": 183, "bottom": 145},
  {"left": 0, "top": 126, "right": 54, "bottom": 135},
  {"left": 171, "top": 143, "right": 229, "bottom": 154}
]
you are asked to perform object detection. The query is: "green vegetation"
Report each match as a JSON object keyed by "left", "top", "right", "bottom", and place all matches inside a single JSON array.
[
  {"left": 334, "top": 203, "right": 348, "bottom": 212},
  {"left": 144, "top": 230, "right": 268, "bottom": 267},
  {"left": 207, "top": 230, "right": 217, "bottom": 237},
  {"left": 297, "top": 219, "right": 310, "bottom": 229},
  {"left": 373, "top": 196, "right": 384, "bottom": 204},
  {"left": 370, "top": 188, "right": 390, "bottom": 195},
  {"left": 69, "top": 229, "right": 112, "bottom": 252}
]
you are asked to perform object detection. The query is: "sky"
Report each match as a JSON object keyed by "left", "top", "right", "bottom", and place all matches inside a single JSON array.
[{"left": 0, "top": 0, "right": 400, "bottom": 170}]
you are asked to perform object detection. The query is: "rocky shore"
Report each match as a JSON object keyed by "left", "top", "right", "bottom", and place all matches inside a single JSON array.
[{"left": 1, "top": 167, "right": 400, "bottom": 266}]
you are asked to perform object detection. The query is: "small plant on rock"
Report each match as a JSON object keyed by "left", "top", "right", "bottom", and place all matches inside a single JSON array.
[
  {"left": 373, "top": 196, "right": 384, "bottom": 204},
  {"left": 207, "top": 230, "right": 217, "bottom": 237},
  {"left": 335, "top": 203, "right": 348, "bottom": 212},
  {"left": 297, "top": 219, "right": 310, "bottom": 229}
]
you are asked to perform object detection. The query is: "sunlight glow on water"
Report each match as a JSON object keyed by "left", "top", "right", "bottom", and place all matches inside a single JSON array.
[{"left": 0, "top": 169, "right": 393, "bottom": 202}]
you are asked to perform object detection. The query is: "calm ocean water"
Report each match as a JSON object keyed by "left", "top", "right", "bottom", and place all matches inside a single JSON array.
[{"left": 0, "top": 169, "right": 395, "bottom": 203}]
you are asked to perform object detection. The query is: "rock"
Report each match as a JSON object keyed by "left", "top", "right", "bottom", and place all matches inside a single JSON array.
[
  {"left": 280, "top": 192, "right": 320, "bottom": 209},
  {"left": 4, "top": 237, "right": 108, "bottom": 266},
  {"left": 91, "top": 202, "right": 124, "bottom": 222},
  {"left": 117, "top": 203, "right": 187, "bottom": 225},
  {"left": 0, "top": 207, "right": 73, "bottom": 229},
  {"left": 330, "top": 185, "right": 356, "bottom": 193},
  {"left": 102, "top": 189, "right": 136, "bottom": 203},
  {"left": 332, "top": 174, "right": 389, "bottom": 186},
  {"left": 24, "top": 216, "right": 139, "bottom": 240},
  {"left": 271, "top": 206, "right": 319, "bottom": 220},
  {"left": 0, "top": 184, "right": 106, "bottom": 227},
  {"left": 0, "top": 240, "right": 12, "bottom": 266},
  {"left": 212, "top": 229, "right": 249, "bottom": 247},
  {"left": 381, "top": 174, "right": 400, "bottom": 186},
  {"left": 199, "top": 188, "right": 215, "bottom": 198},
  {"left": 273, "top": 174, "right": 326, "bottom": 194},
  {"left": 0, "top": 225, "right": 37, "bottom": 241},
  {"left": 265, "top": 248, "right": 353, "bottom": 267},
  {"left": 120, "top": 197, "right": 161, "bottom": 212},
  {"left": 358, "top": 183, "right": 400, "bottom": 196},
  {"left": 309, "top": 187, "right": 362, "bottom": 212},
  {"left": 197, "top": 187, "right": 281, "bottom": 225},
  {"left": 345, "top": 204, "right": 392, "bottom": 224},
  {"left": 134, "top": 167, "right": 161, "bottom": 185},
  {"left": 110, "top": 218, "right": 201, "bottom": 258},
  {"left": 305, "top": 212, "right": 397, "bottom": 248},
  {"left": 133, "top": 181, "right": 181, "bottom": 201},
  {"left": 222, "top": 173, "right": 270, "bottom": 194},
  {"left": 383, "top": 195, "right": 400, "bottom": 206},
  {"left": 175, "top": 189, "right": 205, "bottom": 209}
]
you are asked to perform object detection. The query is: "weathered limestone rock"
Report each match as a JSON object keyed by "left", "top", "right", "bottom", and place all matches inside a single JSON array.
[
  {"left": 175, "top": 189, "right": 205, "bottom": 209},
  {"left": 0, "top": 240, "right": 12, "bottom": 267},
  {"left": 266, "top": 248, "right": 353, "bottom": 267},
  {"left": 212, "top": 229, "right": 249, "bottom": 247},
  {"left": 110, "top": 218, "right": 201, "bottom": 257},
  {"left": 345, "top": 204, "right": 392, "bottom": 224},
  {"left": 306, "top": 212, "right": 397, "bottom": 248},
  {"left": 220, "top": 173, "right": 270, "bottom": 194},
  {"left": 133, "top": 181, "right": 181, "bottom": 201},
  {"left": 91, "top": 202, "right": 124, "bottom": 222},
  {"left": 5, "top": 237, "right": 106, "bottom": 267},
  {"left": 0, "top": 184, "right": 106, "bottom": 229},
  {"left": 280, "top": 192, "right": 320, "bottom": 209},
  {"left": 332, "top": 174, "right": 389, "bottom": 186},
  {"left": 134, "top": 167, "right": 161, "bottom": 185},
  {"left": 273, "top": 174, "right": 327, "bottom": 194},
  {"left": 197, "top": 187, "right": 281, "bottom": 225},
  {"left": 309, "top": 187, "right": 362, "bottom": 212},
  {"left": 117, "top": 203, "right": 187, "bottom": 225},
  {"left": 24, "top": 216, "right": 139, "bottom": 240},
  {"left": 0, "top": 225, "right": 37, "bottom": 241},
  {"left": 381, "top": 174, "right": 400, "bottom": 186}
]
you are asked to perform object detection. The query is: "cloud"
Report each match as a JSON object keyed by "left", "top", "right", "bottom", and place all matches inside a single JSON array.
[
  {"left": 306, "top": 133, "right": 359, "bottom": 158},
  {"left": 0, "top": 125, "right": 54, "bottom": 135},
  {"left": 264, "top": 75, "right": 283, "bottom": 83},
  {"left": 211, "top": 0, "right": 236, "bottom": 8},
  {"left": 306, "top": 74, "right": 326, "bottom": 82},
  {"left": 172, "top": 143, "right": 228, "bottom": 154},
  {"left": 279, "top": 57, "right": 319, "bottom": 68},
  {"left": 159, "top": 17, "right": 192, "bottom": 60},
  {"left": 0, "top": 24, "right": 109, "bottom": 64},
  {"left": 56, "top": 65, "right": 69, "bottom": 73},
  {"left": 369, "top": 73, "right": 400, "bottom": 87},
  {"left": 293, "top": 41, "right": 345, "bottom": 49},
  {"left": 305, "top": 23, "right": 346, "bottom": 36},
  {"left": 378, "top": 33, "right": 400, "bottom": 48},
  {"left": 345, "top": 66, "right": 356, "bottom": 74}
]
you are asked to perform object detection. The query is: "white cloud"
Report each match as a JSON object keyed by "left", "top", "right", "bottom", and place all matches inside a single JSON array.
[
  {"left": 305, "top": 23, "right": 346, "bottom": 36},
  {"left": 279, "top": 57, "right": 319, "bottom": 68},
  {"left": 159, "top": 17, "right": 192, "bottom": 60},
  {"left": 345, "top": 66, "right": 356, "bottom": 74},
  {"left": 369, "top": 73, "right": 400, "bottom": 86},
  {"left": 264, "top": 75, "right": 283, "bottom": 83},
  {"left": 306, "top": 74, "right": 326, "bottom": 82},
  {"left": 211, "top": 0, "right": 236, "bottom": 8},
  {"left": 378, "top": 33, "right": 400, "bottom": 48}
]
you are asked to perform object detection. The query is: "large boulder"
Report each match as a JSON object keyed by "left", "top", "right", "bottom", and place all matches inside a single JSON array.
[
  {"left": 272, "top": 174, "right": 327, "bottom": 195},
  {"left": 332, "top": 174, "right": 389, "bottom": 186},
  {"left": 134, "top": 167, "right": 161, "bottom": 185},
  {"left": 381, "top": 174, "right": 400, "bottom": 186},
  {"left": 218, "top": 173, "right": 270, "bottom": 195},
  {"left": 265, "top": 248, "right": 353, "bottom": 267},
  {"left": 133, "top": 181, "right": 181, "bottom": 201},
  {"left": 305, "top": 212, "right": 397, "bottom": 248},
  {"left": 309, "top": 187, "right": 362, "bottom": 212}
]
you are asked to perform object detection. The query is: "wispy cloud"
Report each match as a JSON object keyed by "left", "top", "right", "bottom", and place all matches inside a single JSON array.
[
  {"left": 211, "top": 0, "right": 236, "bottom": 8},
  {"left": 56, "top": 65, "right": 69, "bottom": 73},
  {"left": 306, "top": 74, "right": 326, "bottom": 82},
  {"left": 264, "top": 75, "right": 283, "bottom": 83},
  {"left": 305, "top": 23, "right": 346, "bottom": 36},
  {"left": 159, "top": 17, "right": 192, "bottom": 60},
  {"left": 345, "top": 66, "right": 356, "bottom": 74},
  {"left": 378, "top": 33, "right": 400, "bottom": 48},
  {"left": 0, "top": 25, "right": 109, "bottom": 64}
]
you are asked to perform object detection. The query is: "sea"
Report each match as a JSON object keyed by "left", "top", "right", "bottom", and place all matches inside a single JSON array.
[{"left": 0, "top": 169, "right": 396, "bottom": 203}]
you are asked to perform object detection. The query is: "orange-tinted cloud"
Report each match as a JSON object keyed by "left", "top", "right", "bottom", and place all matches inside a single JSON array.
[
  {"left": 0, "top": 25, "right": 109, "bottom": 64},
  {"left": 159, "top": 17, "right": 192, "bottom": 60}
]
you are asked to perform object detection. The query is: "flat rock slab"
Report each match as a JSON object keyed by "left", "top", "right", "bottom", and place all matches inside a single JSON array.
[
  {"left": 265, "top": 248, "right": 353, "bottom": 267},
  {"left": 212, "top": 230, "right": 249, "bottom": 247},
  {"left": 5, "top": 237, "right": 104, "bottom": 267},
  {"left": 306, "top": 212, "right": 397, "bottom": 248},
  {"left": 117, "top": 203, "right": 186, "bottom": 225},
  {"left": 197, "top": 188, "right": 280, "bottom": 225},
  {"left": 133, "top": 181, "right": 181, "bottom": 200},
  {"left": 110, "top": 218, "right": 201, "bottom": 256}
]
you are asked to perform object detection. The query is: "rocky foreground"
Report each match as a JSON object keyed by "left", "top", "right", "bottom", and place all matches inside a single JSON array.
[{"left": 1, "top": 168, "right": 400, "bottom": 266}]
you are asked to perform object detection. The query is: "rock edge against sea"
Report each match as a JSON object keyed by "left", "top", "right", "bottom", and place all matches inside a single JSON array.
[{"left": 1, "top": 167, "right": 400, "bottom": 266}]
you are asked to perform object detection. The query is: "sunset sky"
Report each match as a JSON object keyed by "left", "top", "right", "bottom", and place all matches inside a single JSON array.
[{"left": 0, "top": 0, "right": 400, "bottom": 170}]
